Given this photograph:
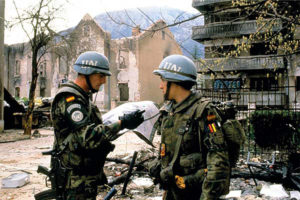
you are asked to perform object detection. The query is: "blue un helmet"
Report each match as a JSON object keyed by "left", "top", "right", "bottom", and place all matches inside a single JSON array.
[
  {"left": 73, "top": 51, "right": 111, "bottom": 76},
  {"left": 153, "top": 54, "right": 197, "bottom": 84}
]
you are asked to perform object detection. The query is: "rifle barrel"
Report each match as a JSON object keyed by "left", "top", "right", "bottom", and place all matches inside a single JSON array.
[{"left": 121, "top": 151, "right": 138, "bottom": 195}]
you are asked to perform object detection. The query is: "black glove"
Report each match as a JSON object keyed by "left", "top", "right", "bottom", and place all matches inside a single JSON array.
[{"left": 119, "top": 110, "right": 145, "bottom": 130}]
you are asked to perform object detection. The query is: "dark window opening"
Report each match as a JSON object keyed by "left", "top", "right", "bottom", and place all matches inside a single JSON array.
[
  {"left": 40, "top": 88, "right": 45, "bottom": 97},
  {"left": 39, "top": 63, "right": 46, "bottom": 77},
  {"left": 15, "top": 87, "right": 20, "bottom": 98},
  {"left": 297, "top": 77, "right": 300, "bottom": 91},
  {"left": 118, "top": 50, "right": 128, "bottom": 69},
  {"left": 119, "top": 56, "right": 126, "bottom": 69},
  {"left": 250, "top": 77, "right": 278, "bottom": 91},
  {"left": 162, "top": 31, "right": 165, "bottom": 40},
  {"left": 119, "top": 83, "right": 129, "bottom": 101},
  {"left": 15, "top": 60, "right": 20, "bottom": 75},
  {"left": 206, "top": 45, "right": 236, "bottom": 58},
  {"left": 250, "top": 43, "right": 277, "bottom": 56},
  {"left": 205, "top": 12, "right": 242, "bottom": 24},
  {"left": 58, "top": 56, "right": 67, "bottom": 74},
  {"left": 83, "top": 25, "right": 90, "bottom": 37}
]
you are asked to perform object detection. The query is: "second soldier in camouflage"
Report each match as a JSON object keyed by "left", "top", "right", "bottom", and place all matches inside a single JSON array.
[{"left": 149, "top": 55, "right": 230, "bottom": 200}]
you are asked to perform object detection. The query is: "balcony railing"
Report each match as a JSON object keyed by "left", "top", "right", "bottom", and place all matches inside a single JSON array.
[
  {"left": 195, "top": 56, "right": 286, "bottom": 72},
  {"left": 192, "top": 0, "right": 299, "bottom": 11},
  {"left": 192, "top": 0, "right": 231, "bottom": 11},
  {"left": 192, "top": 19, "right": 282, "bottom": 41}
]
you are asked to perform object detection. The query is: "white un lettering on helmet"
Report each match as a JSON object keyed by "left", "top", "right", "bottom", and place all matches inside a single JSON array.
[
  {"left": 162, "top": 62, "right": 182, "bottom": 72},
  {"left": 81, "top": 60, "right": 98, "bottom": 66}
]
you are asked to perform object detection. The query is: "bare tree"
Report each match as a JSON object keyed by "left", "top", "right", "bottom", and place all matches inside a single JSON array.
[{"left": 12, "top": 0, "right": 67, "bottom": 135}]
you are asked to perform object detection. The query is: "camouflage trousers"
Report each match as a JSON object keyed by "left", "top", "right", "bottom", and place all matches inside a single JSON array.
[
  {"left": 64, "top": 172, "right": 103, "bottom": 200},
  {"left": 65, "top": 186, "right": 97, "bottom": 200}
]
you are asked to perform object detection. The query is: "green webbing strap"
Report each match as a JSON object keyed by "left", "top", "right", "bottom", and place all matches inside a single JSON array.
[
  {"left": 57, "top": 133, "right": 74, "bottom": 154},
  {"left": 169, "top": 131, "right": 183, "bottom": 167},
  {"left": 169, "top": 99, "right": 210, "bottom": 168},
  {"left": 196, "top": 100, "right": 211, "bottom": 155}
]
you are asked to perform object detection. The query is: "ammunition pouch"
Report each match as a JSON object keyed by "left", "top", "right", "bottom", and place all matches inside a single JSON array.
[
  {"left": 181, "top": 168, "right": 207, "bottom": 189},
  {"left": 178, "top": 153, "right": 203, "bottom": 175},
  {"left": 176, "top": 153, "right": 206, "bottom": 189}
]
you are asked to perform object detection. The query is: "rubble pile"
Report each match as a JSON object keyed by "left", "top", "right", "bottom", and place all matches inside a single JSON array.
[
  {"left": 1, "top": 130, "right": 300, "bottom": 200},
  {"left": 95, "top": 150, "right": 300, "bottom": 200}
]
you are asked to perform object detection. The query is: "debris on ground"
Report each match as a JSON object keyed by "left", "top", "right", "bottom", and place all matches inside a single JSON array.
[
  {"left": 1, "top": 173, "right": 30, "bottom": 188},
  {"left": 1, "top": 129, "right": 300, "bottom": 200}
]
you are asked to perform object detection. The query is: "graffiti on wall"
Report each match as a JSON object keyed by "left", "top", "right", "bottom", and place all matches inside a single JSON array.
[{"left": 214, "top": 79, "right": 241, "bottom": 92}]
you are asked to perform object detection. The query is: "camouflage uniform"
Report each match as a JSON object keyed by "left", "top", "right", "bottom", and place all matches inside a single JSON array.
[
  {"left": 51, "top": 82, "right": 121, "bottom": 200},
  {"left": 156, "top": 92, "right": 230, "bottom": 200}
]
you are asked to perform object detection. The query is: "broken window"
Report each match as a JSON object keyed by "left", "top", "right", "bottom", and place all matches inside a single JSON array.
[
  {"left": 39, "top": 62, "right": 46, "bottom": 77},
  {"left": 40, "top": 88, "right": 45, "bottom": 97},
  {"left": 250, "top": 77, "right": 278, "bottom": 91},
  {"left": 206, "top": 45, "right": 236, "bottom": 58},
  {"left": 119, "top": 83, "right": 129, "bottom": 101},
  {"left": 297, "top": 77, "right": 300, "bottom": 91},
  {"left": 15, "top": 60, "right": 20, "bottom": 76},
  {"left": 83, "top": 25, "right": 90, "bottom": 37},
  {"left": 58, "top": 56, "right": 67, "bottom": 74},
  {"left": 15, "top": 87, "right": 20, "bottom": 98},
  {"left": 119, "top": 50, "right": 128, "bottom": 69},
  {"left": 250, "top": 43, "right": 277, "bottom": 55}
]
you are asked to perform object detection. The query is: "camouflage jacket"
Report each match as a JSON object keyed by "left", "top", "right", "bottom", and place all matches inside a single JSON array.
[
  {"left": 51, "top": 82, "right": 121, "bottom": 189},
  {"left": 156, "top": 92, "right": 230, "bottom": 199}
]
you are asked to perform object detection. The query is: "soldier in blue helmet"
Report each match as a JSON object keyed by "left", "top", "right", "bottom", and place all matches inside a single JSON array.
[
  {"left": 149, "top": 55, "right": 230, "bottom": 200},
  {"left": 49, "top": 51, "right": 144, "bottom": 200}
]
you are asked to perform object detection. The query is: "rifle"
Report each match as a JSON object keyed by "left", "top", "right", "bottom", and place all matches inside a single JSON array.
[{"left": 34, "top": 150, "right": 68, "bottom": 200}]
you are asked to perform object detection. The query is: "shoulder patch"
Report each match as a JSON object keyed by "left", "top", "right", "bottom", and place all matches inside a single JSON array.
[
  {"left": 71, "top": 110, "right": 84, "bottom": 122},
  {"left": 67, "top": 103, "right": 82, "bottom": 113},
  {"left": 66, "top": 96, "right": 75, "bottom": 102}
]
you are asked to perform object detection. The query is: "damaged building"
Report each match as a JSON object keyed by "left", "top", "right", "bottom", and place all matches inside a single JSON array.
[
  {"left": 192, "top": 0, "right": 300, "bottom": 109},
  {"left": 4, "top": 14, "right": 182, "bottom": 110}
]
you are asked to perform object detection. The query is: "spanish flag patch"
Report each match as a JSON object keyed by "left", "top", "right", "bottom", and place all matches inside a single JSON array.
[
  {"left": 66, "top": 96, "right": 75, "bottom": 102},
  {"left": 160, "top": 143, "right": 166, "bottom": 157}
]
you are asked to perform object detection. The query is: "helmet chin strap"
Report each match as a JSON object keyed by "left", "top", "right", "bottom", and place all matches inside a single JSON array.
[
  {"left": 85, "top": 75, "right": 98, "bottom": 93},
  {"left": 164, "top": 81, "right": 171, "bottom": 101}
]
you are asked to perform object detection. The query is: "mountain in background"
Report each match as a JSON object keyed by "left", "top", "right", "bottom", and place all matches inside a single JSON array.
[{"left": 94, "top": 7, "right": 204, "bottom": 59}]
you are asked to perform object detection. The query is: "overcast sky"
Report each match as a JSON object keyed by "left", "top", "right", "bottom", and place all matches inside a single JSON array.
[{"left": 5, "top": 0, "right": 197, "bottom": 44}]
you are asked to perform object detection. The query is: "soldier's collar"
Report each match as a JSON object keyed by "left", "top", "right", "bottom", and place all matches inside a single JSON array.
[
  {"left": 67, "top": 81, "right": 90, "bottom": 100},
  {"left": 173, "top": 92, "right": 199, "bottom": 114},
  {"left": 160, "top": 100, "right": 174, "bottom": 113}
]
